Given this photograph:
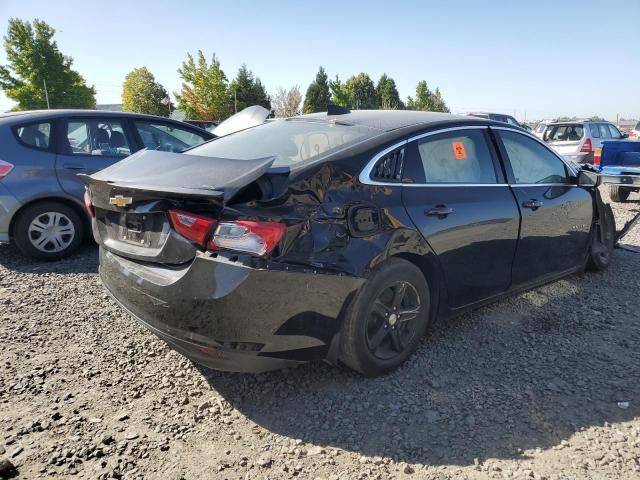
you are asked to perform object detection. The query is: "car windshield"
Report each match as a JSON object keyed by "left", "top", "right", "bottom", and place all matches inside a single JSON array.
[
  {"left": 187, "top": 119, "right": 378, "bottom": 168},
  {"left": 545, "top": 124, "right": 584, "bottom": 142}
]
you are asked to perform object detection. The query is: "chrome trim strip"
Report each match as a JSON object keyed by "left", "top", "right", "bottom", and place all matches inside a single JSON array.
[
  {"left": 402, "top": 183, "right": 508, "bottom": 187},
  {"left": 408, "top": 125, "right": 489, "bottom": 143},
  {"left": 510, "top": 183, "right": 575, "bottom": 187},
  {"left": 358, "top": 140, "right": 408, "bottom": 186}
]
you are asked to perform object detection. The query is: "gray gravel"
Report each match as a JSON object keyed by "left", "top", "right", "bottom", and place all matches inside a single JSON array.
[{"left": 1, "top": 191, "right": 639, "bottom": 479}]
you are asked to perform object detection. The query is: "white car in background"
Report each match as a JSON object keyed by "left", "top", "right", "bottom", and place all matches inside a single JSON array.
[{"left": 533, "top": 120, "right": 554, "bottom": 139}]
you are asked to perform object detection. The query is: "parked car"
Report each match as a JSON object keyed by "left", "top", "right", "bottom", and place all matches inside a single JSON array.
[
  {"left": 0, "top": 110, "right": 214, "bottom": 260},
  {"left": 626, "top": 121, "right": 640, "bottom": 139},
  {"left": 543, "top": 119, "right": 626, "bottom": 164},
  {"left": 596, "top": 138, "right": 640, "bottom": 202},
  {"left": 85, "top": 110, "right": 615, "bottom": 376},
  {"left": 460, "top": 112, "right": 522, "bottom": 127},
  {"left": 533, "top": 120, "right": 554, "bottom": 139}
]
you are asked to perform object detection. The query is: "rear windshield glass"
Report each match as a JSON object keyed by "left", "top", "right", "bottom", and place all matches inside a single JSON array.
[
  {"left": 187, "top": 120, "right": 377, "bottom": 168},
  {"left": 545, "top": 124, "right": 584, "bottom": 142}
]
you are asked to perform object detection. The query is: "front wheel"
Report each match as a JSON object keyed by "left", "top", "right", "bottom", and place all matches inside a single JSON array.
[
  {"left": 339, "top": 258, "right": 430, "bottom": 376},
  {"left": 587, "top": 203, "right": 615, "bottom": 271},
  {"left": 609, "top": 185, "right": 630, "bottom": 203},
  {"left": 13, "top": 201, "right": 84, "bottom": 261}
]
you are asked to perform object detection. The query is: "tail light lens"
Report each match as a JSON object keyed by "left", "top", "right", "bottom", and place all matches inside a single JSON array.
[
  {"left": 580, "top": 138, "right": 592, "bottom": 153},
  {"left": 169, "top": 210, "right": 217, "bottom": 246},
  {"left": 83, "top": 190, "right": 95, "bottom": 218},
  {"left": 593, "top": 147, "right": 602, "bottom": 167},
  {"left": 209, "top": 220, "right": 286, "bottom": 257},
  {"left": 0, "top": 160, "right": 14, "bottom": 179}
]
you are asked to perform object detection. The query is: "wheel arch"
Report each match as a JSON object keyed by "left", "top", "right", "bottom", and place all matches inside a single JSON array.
[{"left": 9, "top": 195, "right": 91, "bottom": 240}]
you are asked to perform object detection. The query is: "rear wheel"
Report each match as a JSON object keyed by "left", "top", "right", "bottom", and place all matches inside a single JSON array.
[
  {"left": 13, "top": 201, "right": 84, "bottom": 260},
  {"left": 340, "top": 258, "right": 430, "bottom": 376},
  {"left": 587, "top": 203, "right": 615, "bottom": 271},
  {"left": 609, "top": 185, "right": 630, "bottom": 203}
]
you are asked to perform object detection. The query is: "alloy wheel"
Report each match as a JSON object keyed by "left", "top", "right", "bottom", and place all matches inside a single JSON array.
[
  {"left": 365, "top": 280, "right": 421, "bottom": 360},
  {"left": 27, "top": 211, "right": 76, "bottom": 253}
]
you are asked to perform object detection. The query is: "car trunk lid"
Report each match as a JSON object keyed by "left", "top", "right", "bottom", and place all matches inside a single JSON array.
[{"left": 85, "top": 149, "right": 276, "bottom": 264}]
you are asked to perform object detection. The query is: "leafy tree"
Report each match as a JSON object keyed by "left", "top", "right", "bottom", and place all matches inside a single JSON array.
[
  {"left": 272, "top": 85, "right": 302, "bottom": 118},
  {"left": 230, "top": 64, "right": 271, "bottom": 112},
  {"left": 329, "top": 75, "right": 350, "bottom": 108},
  {"left": 430, "top": 88, "right": 449, "bottom": 113},
  {"left": 407, "top": 81, "right": 449, "bottom": 113},
  {"left": 343, "top": 73, "right": 378, "bottom": 109},
  {"left": 376, "top": 74, "right": 404, "bottom": 110},
  {"left": 175, "top": 51, "right": 231, "bottom": 121},
  {"left": 122, "top": 67, "right": 170, "bottom": 117},
  {"left": 303, "top": 66, "right": 331, "bottom": 113},
  {"left": 0, "top": 18, "right": 96, "bottom": 110}
]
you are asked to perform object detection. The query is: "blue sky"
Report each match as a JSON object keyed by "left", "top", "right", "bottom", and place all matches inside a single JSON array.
[{"left": 1, "top": 0, "right": 639, "bottom": 120}]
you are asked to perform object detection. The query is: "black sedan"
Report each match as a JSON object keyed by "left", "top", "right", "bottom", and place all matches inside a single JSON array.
[{"left": 85, "top": 110, "right": 614, "bottom": 376}]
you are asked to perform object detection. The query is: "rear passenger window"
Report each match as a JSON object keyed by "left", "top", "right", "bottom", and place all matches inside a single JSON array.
[
  {"left": 414, "top": 129, "right": 497, "bottom": 184},
  {"left": 598, "top": 124, "right": 610, "bottom": 138},
  {"left": 589, "top": 124, "right": 600, "bottom": 138},
  {"left": 15, "top": 122, "right": 51, "bottom": 150},
  {"left": 134, "top": 122, "right": 208, "bottom": 152},
  {"left": 499, "top": 130, "right": 569, "bottom": 184},
  {"left": 66, "top": 120, "right": 131, "bottom": 157},
  {"left": 607, "top": 125, "right": 621, "bottom": 139}
]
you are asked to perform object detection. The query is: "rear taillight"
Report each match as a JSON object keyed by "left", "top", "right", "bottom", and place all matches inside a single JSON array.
[
  {"left": 209, "top": 220, "right": 286, "bottom": 257},
  {"left": 593, "top": 147, "right": 602, "bottom": 167},
  {"left": 169, "top": 210, "right": 217, "bottom": 246},
  {"left": 83, "top": 190, "right": 95, "bottom": 218},
  {"left": 0, "top": 160, "right": 14, "bottom": 179},
  {"left": 580, "top": 138, "right": 592, "bottom": 153}
]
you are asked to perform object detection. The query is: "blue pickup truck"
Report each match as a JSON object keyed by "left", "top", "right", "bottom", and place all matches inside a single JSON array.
[{"left": 597, "top": 140, "right": 640, "bottom": 202}]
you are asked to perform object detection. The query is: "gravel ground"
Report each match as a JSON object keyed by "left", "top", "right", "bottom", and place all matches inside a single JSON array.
[{"left": 1, "top": 190, "right": 639, "bottom": 480}]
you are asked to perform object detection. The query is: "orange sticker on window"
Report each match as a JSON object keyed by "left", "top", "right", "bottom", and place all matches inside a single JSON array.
[{"left": 452, "top": 142, "right": 467, "bottom": 160}]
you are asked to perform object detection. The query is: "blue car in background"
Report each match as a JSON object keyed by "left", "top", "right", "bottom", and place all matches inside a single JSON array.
[{"left": 0, "top": 110, "right": 214, "bottom": 260}]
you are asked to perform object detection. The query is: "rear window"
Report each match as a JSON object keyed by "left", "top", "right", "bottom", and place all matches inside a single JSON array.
[
  {"left": 589, "top": 124, "right": 600, "bottom": 138},
  {"left": 545, "top": 124, "right": 584, "bottom": 142},
  {"left": 187, "top": 119, "right": 377, "bottom": 168},
  {"left": 636, "top": 122, "right": 640, "bottom": 130},
  {"left": 15, "top": 122, "right": 51, "bottom": 150}
]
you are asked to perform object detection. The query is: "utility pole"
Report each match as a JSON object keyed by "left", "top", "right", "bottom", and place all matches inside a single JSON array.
[
  {"left": 234, "top": 89, "right": 237, "bottom": 113},
  {"left": 43, "top": 79, "right": 50, "bottom": 109}
]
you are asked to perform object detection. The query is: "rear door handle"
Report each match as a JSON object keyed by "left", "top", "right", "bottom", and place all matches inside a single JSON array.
[
  {"left": 522, "top": 199, "right": 544, "bottom": 209},
  {"left": 425, "top": 205, "right": 453, "bottom": 217},
  {"left": 62, "top": 163, "right": 87, "bottom": 171}
]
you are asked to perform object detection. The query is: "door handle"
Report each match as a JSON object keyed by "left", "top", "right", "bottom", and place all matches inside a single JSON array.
[
  {"left": 425, "top": 205, "right": 453, "bottom": 217},
  {"left": 522, "top": 199, "right": 544, "bottom": 209},
  {"left": 62, "top": 163, "right": 86, "bottom": 171}
]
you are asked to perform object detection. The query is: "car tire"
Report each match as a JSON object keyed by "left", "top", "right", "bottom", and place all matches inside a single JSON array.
[
  {"left": 587, "top": 203, "right": 615, "bottom": 271},
  {"left": 609, "top": 185, "right": 630, "bottom": 203},
  {"left": 339, "top": 258, "right": 430, "bottom": 377},
  {"left": 13, "top": 201, "right": 84, "bottom": 261}
]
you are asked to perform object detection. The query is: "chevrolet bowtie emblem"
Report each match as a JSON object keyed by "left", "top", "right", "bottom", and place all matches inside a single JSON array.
[{"left": 109, "top": 195, "right": 133, "bottom": 207}]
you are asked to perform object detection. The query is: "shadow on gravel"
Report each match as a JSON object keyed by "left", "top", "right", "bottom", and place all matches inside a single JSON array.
[
  {"left": 198, "top": 251, "right": 640, "bottom": 467},
  {"left": 0, "top": 242, "right": 98, "bottom": 274}
]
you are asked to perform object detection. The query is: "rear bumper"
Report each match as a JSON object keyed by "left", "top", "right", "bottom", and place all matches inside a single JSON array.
[
  {"left": 563, "top": 152, "right": 591, "bottom": 164},
  {"left": 0, "top": 183, "right": 21, "bottom": 242},
  {"left": 99, "top": 248, "right": 364, "bottom": 373}
]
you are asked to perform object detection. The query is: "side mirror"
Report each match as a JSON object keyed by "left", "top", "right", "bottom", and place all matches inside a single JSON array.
[
  {"left": 577, "top": 170, "right": 601, "bottom": 187},
  {"left": 621, "top": 132, "right": 629, "bottom": 139}
]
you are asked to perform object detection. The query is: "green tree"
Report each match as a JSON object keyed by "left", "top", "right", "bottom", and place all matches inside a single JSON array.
[
  {"left": 0, "top": 18, "right": 95, "bottom": 110},
  {"left": 175, "top": 51, "right": 231, "bottom": 121},
  {"left": 329, "top": 75, "right": 350, "bottom": 108},
  {"left": 230, "top": 64, "right": 271, "bottom": 113},
  {"left": 407, "top": 80, "right": 432, "bottom": 111},
  {"left": 430, "top": 88, "right": 449, "bottom": 113},
  {"left": 376, "top": 74, "right": 404, "bottom": 110},
  {"left": 303, "top": 66, "right": 331, "bottom": 113},
  {"left": 122, "top": 67, "right": 170, "bottom": 117},
  {"left": 343, "top": 73, "right": 378, "bottom": 109}
]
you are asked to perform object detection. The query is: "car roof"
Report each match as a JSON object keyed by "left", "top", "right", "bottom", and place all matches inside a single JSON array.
[
  {"left": 298, "top": 110, "right": 488, "bottom": 132},
  {"left": 0, "top": 109, "right": 197, "bottom": 126}
]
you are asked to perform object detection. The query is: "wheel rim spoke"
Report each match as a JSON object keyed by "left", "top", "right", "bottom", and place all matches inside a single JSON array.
[
  {"left": 389, "top": 328, "right": 403, "bottom": 352},
  {"left": 391, "top": 282, "right": 407, "bottom": 309},
  {"left": 372, "top": 299, "right": 391, "bottom": 319},
  {"left": 368, "top": 323, "right": 388, "bottom": 351},
  {"left": 398, "top": 306, "right": 421, "bottom": 322}
]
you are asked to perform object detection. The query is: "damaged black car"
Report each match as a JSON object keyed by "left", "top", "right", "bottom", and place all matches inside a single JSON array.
[{"left": 85, "top": 109, "right": 615, "bottom": 376}]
